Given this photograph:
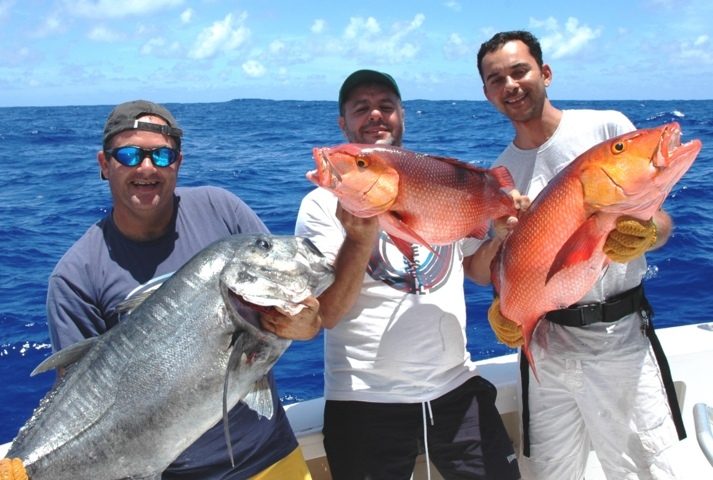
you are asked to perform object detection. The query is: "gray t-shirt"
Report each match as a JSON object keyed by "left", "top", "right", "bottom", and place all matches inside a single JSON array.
[{"left": 46, "top": 185, "right": 297, "bottom": 479}]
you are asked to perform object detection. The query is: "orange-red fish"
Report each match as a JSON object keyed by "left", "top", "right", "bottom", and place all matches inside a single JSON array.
[
  {"left": 308, "top": 143, "right": 517, "bottom": 258},
  {"left": 490, "top": 122, "right": 701, "bottom": 376}
]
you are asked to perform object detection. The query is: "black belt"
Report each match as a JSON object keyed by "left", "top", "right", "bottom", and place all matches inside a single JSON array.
[{"left": 545, "top": 283, "right": 644, "bottom": 327}]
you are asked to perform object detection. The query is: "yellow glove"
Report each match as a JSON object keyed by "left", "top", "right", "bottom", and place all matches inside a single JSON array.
[
  {"left": 603, "top": 216, "right": 657, "bottom": 263},
  {"left": 0, "top": 458, "right": 28, "bottom": 480},
  {"left": 487, "top": 297, "right": 524, "bottom": 348}
]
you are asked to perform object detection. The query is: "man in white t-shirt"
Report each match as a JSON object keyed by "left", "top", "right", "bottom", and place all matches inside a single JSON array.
[
  {"left": 295, "top": 70, "right": 521, "bottom": 479},
  {"left": 474, "top": 31, "right": 686, "bottom": 479}
]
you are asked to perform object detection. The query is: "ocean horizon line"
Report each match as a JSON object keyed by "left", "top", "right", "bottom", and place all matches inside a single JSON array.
[{"left": 0, "top": 97, "right": 711, "bottom": 110}]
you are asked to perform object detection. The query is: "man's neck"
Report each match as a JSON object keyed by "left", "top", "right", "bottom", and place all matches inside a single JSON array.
[
  {"left": 512, "top": 103, "right": 563, "bottom": 150},
  {"left": 112, "top": 201, "right": 176, "bottom": 242}
]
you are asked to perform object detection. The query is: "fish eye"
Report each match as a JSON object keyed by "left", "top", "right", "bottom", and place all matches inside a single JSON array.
[
  {"left": 255, "top": 238, "right": 272, "bottom": 250},
  {"left": 611, "top": 142, "right": 626, "bottom": 154},
  {"left": 356, "top": 157, "right": 368, "bottom": 168}
]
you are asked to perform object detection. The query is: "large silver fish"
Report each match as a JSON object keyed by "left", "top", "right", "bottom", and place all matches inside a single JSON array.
[{"left": 2, "top": 234, "right": 334, "bottom": 480}]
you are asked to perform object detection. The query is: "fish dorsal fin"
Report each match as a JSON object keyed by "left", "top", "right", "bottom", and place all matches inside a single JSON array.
[
  {"left": 546, "top": 216, "right": 602, "bottom": 283},
  {"left": 31, "top": 336, "right": 97, "bottom": 376},
  {"left": 488, "top": 165, "right": 516, "bottom": 191},
  {"left": 422, "top": 155, "right": 515, "bottom": 191}
]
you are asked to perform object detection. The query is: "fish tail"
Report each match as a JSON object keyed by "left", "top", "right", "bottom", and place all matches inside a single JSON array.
[{"left": 0, "top": 458, "right": 28, "bottom": 480}]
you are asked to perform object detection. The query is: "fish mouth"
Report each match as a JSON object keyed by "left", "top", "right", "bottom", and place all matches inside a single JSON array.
[{"left": 309, "top": 147, "right": 341, "bottom": 188}]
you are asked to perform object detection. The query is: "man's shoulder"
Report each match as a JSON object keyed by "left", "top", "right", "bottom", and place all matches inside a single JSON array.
[
  {"left": 564, "top": 108, "right": 633, "bottom": 128},
  {"left": 177, "top": 185, "right": 239, "bottom": 203},
  {"left": 51, "top": 220, "right": 108, "bottom": 276}
]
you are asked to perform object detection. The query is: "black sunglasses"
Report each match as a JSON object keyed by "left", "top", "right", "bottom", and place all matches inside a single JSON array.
[{"left": 105, "top": 146, "right": 179, "bottom": 168}]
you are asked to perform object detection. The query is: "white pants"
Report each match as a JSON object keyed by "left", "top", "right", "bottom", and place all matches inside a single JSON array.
[{"left": 518, "top": 341, "right": 682, "bottom": 479}]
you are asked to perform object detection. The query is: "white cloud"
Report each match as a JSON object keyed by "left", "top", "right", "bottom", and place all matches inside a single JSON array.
[
  {"left": 443, "top": 32, "right": 471, "bottom": 59},
  {"left": 180, "top": 8, "right": 193, "bottom": 24},
  {"left": 694, "top": 34, "right": 709, "bottom": 47},
  {"left": 343, "top": 16, "right": 381, "bottom": 39},
  {"left": 188, "top": 12, "right": 250, "bottom": 60},
  {"left": 87, "top": 25, "right": 122, "bottom": 42},
  {"left": 340, "top": 14, "right": 426, "bottom": 63},
  {"left": 311, "top": 18, "right": 325, "bottom": 34},
  {"left": 141, "top": 37, "right": 166, "bottom": 55},
  {"left": 65, "top": 0, "right": 184, "bottom": 19},
  {"left": 444, "top": 1, "right": 461, "bottom": 12},
  {"left": 269, "top": 40, "right": 285, "bottom": 54},
  {"left": 531, "top": 16, "right": 601, "bottom": 59},
  {"left": 242, "top": 59, "right": 266, "bottom": 77},
  {"left": 677, "top": 35, "right": 713, "bottom": 64}
]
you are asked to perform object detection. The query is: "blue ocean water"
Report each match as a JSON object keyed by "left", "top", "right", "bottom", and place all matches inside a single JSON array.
[{"left": 0, "top": 99, "right": 711, "bottom": 444}]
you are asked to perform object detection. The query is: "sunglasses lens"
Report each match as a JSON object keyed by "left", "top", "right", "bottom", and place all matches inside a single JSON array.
[
  {"left": 113, "top": 147, "right": 142, "bottom": 166},
  {"left": 152, "top": 147, "right": 177, "bottom": 167}
]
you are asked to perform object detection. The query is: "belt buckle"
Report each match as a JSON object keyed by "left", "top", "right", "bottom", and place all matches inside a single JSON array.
[{"left": 579, "top": 303, "right": 603, "bottom": 325}]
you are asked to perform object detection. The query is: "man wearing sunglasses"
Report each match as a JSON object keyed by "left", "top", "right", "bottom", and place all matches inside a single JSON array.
[{"left": 43, "top": 100, "right": 319, "bottom": 479}]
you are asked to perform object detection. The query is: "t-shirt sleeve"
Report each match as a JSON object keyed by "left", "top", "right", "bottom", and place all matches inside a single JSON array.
[
  {"left": 294, "top": 189, "right": 343, "bottom": 263},
  {"left": 46, "top": 266, "right": 107, "bottom": 352}
]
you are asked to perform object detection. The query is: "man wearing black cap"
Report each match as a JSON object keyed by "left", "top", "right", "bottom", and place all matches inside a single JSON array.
[
  {"left": 296, "top": 71, "right": 520, "bottom": 479},
  {"left": 44, "top": 100, "right": 320, "bottom": 479}
]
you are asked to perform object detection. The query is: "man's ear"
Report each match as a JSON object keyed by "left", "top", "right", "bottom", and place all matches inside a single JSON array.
[{"left": 97, "top": 150, "right": 109, "bottom": 180}]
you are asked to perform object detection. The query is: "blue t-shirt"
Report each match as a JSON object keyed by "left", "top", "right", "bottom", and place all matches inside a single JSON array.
[{"left": 46, "top": 185, "right": 298, "bottom": 479}]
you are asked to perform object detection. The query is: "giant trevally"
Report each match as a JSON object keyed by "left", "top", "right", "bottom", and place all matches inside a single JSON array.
[
  {"left": 308, "top": 143, "right": 517, "bottom": 259},
  {"left": 0, "top": 234, "right": 334, "bottom": 480},
  {"left": 489, "top": 122, "right": 701, "bottom": 377}
]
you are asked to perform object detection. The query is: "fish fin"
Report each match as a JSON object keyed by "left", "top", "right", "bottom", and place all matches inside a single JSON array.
[
  {"left": 390, "top": 235, "right": 417, "bottom": 261},
  {"left": 379, "top": 214, "right": 437, "bottom": 259},
  {"left": 115, "top": 288, "right": 158, "bottom": 315},
  {"left": 424, "top": 155, "right": 515, "bottom": 191},
  {"left": 546, "top": 217, "right": 601, "bottom": 283},
  {"left": 243, "top": 377, "right": 275, "bottom": 419},
  {"left": 467, "top": 222, "right": 490, "bottom": 239},
  {"left": 31, "top": 336, "right": 97, "bottom": 376},
  {"left": 222, "top": 337, "right": 245, "bottom": 468},
  {"left": 489, "top": 165, "right": 516, "bottom": 191}
]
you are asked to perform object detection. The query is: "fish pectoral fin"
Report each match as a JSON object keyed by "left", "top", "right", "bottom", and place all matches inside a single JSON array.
[
  {"left": 546, "top": 217, "right": 602, "bottom": 283},
  {"left": 242, "top": 377, "right": 275, "bottom": 420},
  {"left": 467, "top": 223, "right": 490, "bottom": 239},
  {"left": 31, "top": 336, "right": 98, "bottom": 376},
  {"left": 379, "top": 214, "right": 436, "bottom": 259}
]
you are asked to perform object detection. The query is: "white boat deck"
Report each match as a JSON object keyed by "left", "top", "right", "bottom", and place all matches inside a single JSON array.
[
  {"left": 2, "top": 322, "right": 712, "bottom": 478},
  {"left": 285, "top": 322, "right": 713, "bottom": 479}
]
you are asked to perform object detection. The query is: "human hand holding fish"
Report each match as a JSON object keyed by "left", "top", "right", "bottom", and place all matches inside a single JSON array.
[
  {"left": 260, "top": 295, "right": 322, "bottom": 340},
  {"left": 603, "top": 215, "right": 660, "bottom": 263}
]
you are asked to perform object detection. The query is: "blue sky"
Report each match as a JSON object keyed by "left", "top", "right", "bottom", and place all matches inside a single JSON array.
[{"left": 1, "top": 0, "right": 711, "bottom": 106}]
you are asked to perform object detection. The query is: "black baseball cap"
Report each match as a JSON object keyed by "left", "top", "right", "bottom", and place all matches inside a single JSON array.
[
  {"left": 338, "top": 69, "right": 401, "bottom": 112},
  {"left": 102, "top": 100, "right": 183, "bottom": 151}
]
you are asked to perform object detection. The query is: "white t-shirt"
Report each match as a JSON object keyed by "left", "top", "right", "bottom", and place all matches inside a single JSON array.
[
  {"left": 493, "top": 109, "right": 650, "bottom": 358},
  {"left": 296, "top": 187, "right": 479, "bottom": 403}
]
